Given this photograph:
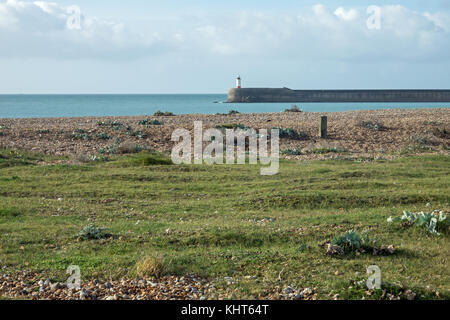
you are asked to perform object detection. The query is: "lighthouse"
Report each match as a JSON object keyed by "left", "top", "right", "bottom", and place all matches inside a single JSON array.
[{"left": 236, "top": 75, "right": 241, "bottom": 89}]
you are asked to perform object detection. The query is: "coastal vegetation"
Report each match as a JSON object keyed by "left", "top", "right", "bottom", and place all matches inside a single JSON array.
[
  {"left": 275, "top": 128, "right": 308, "bottom": 140},
  {"left": 138, "top": 118, "right": 164, "bottom": 126},
  {"left": 358, "top": 121, "right": 388, "bottom": 131},
  {"left": 215, "top": 123, "right": 251, "bottom": 130},
  {"left": 311, "top": 147, "right": 347, "bottom": 154},
  {"left": 281, "top": 148, "right": 302, "bottom": 156},
  {"left": 154, "top": 111, "right": 175, "bottom": 117},
  {"left": 284, "top": 105, "right": 303, "bottom": 113},
  {"left": 0, "top": 147, "right": 448, "bottom": 299}
]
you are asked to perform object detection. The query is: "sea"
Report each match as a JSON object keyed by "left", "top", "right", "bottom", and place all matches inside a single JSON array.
[{"left": 0, "top": 94, "right": 449, "bottom": 118}]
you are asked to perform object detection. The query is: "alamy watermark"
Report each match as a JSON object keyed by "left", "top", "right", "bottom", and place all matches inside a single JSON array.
[
  {"left": 65, "top": 4, "right": 382, "bottom": 32},
  {"left": 367, "top": 5, "right": 382, "bottom": 30},
  {"left": 66, "top": 265, "right": 81, "bottom": 290},
  {"left": 66, "top": 5, "right": 81, "bottom": 30},
  {"left": 171, "top": 121, "right": 279, "bottom": 175},
  {"left": 366, "top": 265, "right": 382, "bottom": 290}
]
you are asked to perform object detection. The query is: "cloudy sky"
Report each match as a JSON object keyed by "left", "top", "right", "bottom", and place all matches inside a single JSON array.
[{"left": 0, "top": 0, "right": 449, "bottom": 93}]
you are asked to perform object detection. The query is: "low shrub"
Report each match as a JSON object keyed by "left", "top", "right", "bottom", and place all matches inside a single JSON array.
[
  {"left": 359, "top": 121, "right": 387, "bottom": 131},
  {"left": 77, "top": 224, "right": 111, "bottom": 240},
  {"left": 136, "top": 254, "right": 167, "bottom": 278},
  {"left": 281, "top": 148, "right": 302, "bottom": 155},
  {"left": 0, "top": 208, "right": 21, "bottom": 218},
  {"left": 154, "top": 110, "right": 175, "bottom": 117},
  {"left": 138, "top": 118, "right": 164, "bottom": 126},
  {"left": 311, "top": 147, "right": 346, "bottom": 154},
  {"left": 97, "top": 120, "right": 123, "bottom": 128},
  {"left": 410, "top": 135, "right": 433, "bottom": 146},
  {"left": 228, "top": 110, "right": 240, "bottom": 115},
  {"left": 216, "top": 123, "right": 251, "bottom": 130},
  {"left": 331, "top": 230, "right": 372, "bottom": 252},
  {"left": 126, "top": 129, "right": 147, "bottom": 139},
  {"left": 432, "top": 127, "right": 449, "bottom": 139},
  {"left": 99, "top": 141, "right": 148, "bottom": 155},
  {"left": 274, "top": 128, "right": 308, "bottom": 140},
  {"left": 326, "top": 230, "right": 395, "bottom": 256},
  {"left": 117, "top": 142, "right": 147, "bottom": 154},
  {"left": 75, "top": 154, "right": 109, "bottom": 163},
  {"left": 388, "top": 210, "right": 449, "bottom": 235},
  {"left": 98, "top": 144, "right": 119, "bottom": 155},
  {"left": 284, "top": 105, "right": 303, "bottom": 113},
  {"left": 96, "top": 132, "right": 112, "bottom": 140},
  {"left": 128, "top": 152, "right": 173, "bottom": 166},
  {"left": 71, "top": 129, "right": 91, "bottom": 141}
]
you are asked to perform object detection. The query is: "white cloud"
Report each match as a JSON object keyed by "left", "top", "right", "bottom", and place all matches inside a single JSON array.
[
  {"left": 0, "top": 1, "right": 449, "bottom": 63},
  {"left": 184, "top": 5, "right": 450, "bottom": 62},
  {"left": 334, "top": 7, "right": 359, "bottom": 21},
  {"left": 0, "top": 0, "right": 161, "bottom": 59}
]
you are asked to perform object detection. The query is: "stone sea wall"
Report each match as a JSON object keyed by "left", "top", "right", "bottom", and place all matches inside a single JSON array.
[{"left": 227, "top": 88, "right": 450, "bottom": 103}]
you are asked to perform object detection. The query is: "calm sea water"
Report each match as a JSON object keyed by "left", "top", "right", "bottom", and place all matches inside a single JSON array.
[{"left": 0, "top": 94, "right": 449, "bottom": 118}]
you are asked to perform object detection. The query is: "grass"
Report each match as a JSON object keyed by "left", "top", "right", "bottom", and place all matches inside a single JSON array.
[
  {"left": 0, "top": 148, "right": 449, "bottom": 299},
  {"left": 136, "top": 254, "right": 168, "bottom": 278},
  {"left": 98, "top": 141, "right": 151, "bottom": 155}
]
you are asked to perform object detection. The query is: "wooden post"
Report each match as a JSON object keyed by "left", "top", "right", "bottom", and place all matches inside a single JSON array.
[{"left": 319, "top": 116, "right": 327, "bottom": 139}]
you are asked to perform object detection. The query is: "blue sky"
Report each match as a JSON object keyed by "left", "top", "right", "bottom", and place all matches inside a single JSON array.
[{"left": 0, "top": 0, "right": 449, "bottom": 93}]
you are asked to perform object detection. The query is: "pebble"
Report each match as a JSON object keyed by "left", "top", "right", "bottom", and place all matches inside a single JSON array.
[
  {"left": 294, "top": 293, "right": 304, "bottom": 299},
  {"left": 283, "top": 287, "right": 295, "bottom": 294},
  {"left": 4, "top": 110, "right": 445, "bottom": 165},
  {"left": 303, "top": 288, "right": 313, "bottom": 295},
  {"left": 0, "top": 269, "right": 318, "bottom": 301},
  {"left": 79, "top": 290, "right": 89, "bottom": 300},
  {"left": 405, "top": 290, "right": 416, "bottom": 300},
  {"left": 50, "top": 283, "right": 59, "bottom": 291}
]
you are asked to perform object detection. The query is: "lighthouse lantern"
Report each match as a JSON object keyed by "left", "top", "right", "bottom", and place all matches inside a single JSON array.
[{"left": 236, "top": 76, "right": 241, "bottom": 89}]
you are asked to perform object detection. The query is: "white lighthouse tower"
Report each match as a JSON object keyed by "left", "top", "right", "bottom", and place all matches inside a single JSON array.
[{"left": 236, "top": 75, "right": 241, "bottom": 89}]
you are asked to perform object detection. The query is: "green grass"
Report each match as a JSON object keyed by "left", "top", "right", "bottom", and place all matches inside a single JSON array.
[{"left": 0, "top": 148, "right": 449, "bottom": 299}]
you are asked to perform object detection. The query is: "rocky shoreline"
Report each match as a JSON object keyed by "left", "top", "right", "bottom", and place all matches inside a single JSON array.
[
  {"left": 0, "top": 108, "right": 449, "bottom": 160},
  {"left": 0, "top": 269, "right": 317, "bottom": 300}
]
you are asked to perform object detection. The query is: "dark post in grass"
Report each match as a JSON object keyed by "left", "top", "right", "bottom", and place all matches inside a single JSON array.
[{"left": 319, "top": 116, "right": 327, "bottom": 139}]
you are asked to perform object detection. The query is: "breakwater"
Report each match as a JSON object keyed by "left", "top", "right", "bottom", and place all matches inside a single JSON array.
[{"left": 227, "top": 88, "right": 450, "bottom": 103}]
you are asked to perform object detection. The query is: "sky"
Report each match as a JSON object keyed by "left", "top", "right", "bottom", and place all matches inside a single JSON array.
[{"left": 0, "top": 0, "right": 449, "bottom": 93}]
